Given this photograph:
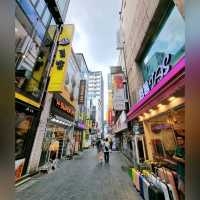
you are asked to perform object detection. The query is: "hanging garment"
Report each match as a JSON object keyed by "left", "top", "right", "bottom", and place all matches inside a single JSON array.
[
  {"left": 148, "top": 184, "right": 165, "bottom": 200},
  {"left": 143, "top": 177, "right": 150, "bottom": 200}
]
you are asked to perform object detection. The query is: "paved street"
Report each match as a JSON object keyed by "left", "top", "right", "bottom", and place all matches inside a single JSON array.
[{"left": 16, "top": 149, "right": 142, "bottom": 200}]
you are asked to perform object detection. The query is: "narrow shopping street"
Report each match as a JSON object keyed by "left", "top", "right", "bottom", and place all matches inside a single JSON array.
[{"left": 16, "top": 149, "right": 142, "bottom": 200}]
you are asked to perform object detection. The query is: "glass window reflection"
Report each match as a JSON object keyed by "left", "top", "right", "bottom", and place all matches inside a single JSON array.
[
  {"left": 36, "top": 0, "right": 46, "bottom": 17},
  {"left": 42, "top": 7, "right": 51, "bottom": 26},
  {"left": 140, "top": 7, "right": 185, "bottom": 82}
]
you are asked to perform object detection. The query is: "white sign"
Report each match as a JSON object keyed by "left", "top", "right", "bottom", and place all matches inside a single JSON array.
[
  {"left": 113, "top": 101, "right": 126, "bottom": 111},
  {"left": 113, "top": 111, "right": 127, "bottom": 133}
]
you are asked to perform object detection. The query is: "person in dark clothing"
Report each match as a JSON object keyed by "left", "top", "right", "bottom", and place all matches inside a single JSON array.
[
  {"left": 110, "top": 139, "right": 113, "bottom": 152},
  {"left": 103, "top": 138, "right": 110, "bottom": 163},
  {"left": 96, "top": 139, "right": 101, "bottom": 153}
]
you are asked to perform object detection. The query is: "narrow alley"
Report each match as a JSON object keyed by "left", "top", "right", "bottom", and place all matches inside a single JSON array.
[{"left": 16, "top": 150, "right": 142, "bottom": 200}]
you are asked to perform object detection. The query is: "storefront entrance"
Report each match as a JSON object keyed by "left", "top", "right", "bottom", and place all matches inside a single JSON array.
[{"left": 15, "top": 100, "right": 40, "bottom": 181}]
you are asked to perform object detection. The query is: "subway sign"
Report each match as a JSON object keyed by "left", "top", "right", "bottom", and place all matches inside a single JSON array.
[{"left": 139, "top": 54, "right": 172, "bottom": 100}]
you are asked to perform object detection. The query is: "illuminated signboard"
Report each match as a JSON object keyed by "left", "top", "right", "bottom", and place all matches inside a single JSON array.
[
  {"left": 48, "top": 24, "right": 74, "bottom": 92},
  {"left": 51, "top": 94, "right": 75, "bottom": 119},
  {"left": 139, "top": 54, "right": 172, "bottom": 100}
]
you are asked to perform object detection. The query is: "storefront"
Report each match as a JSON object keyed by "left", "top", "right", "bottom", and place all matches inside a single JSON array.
[
  {"left": 39, "top": 93, "right": 75, "bottom": 168},
  {"left": 127, "top": 55, "right": 185, "bottom": 197},
  {"left": 113, "top": 111, "right": 132, "bottom": 157},
  {"left": 74, "top": 121, "right": 85, "bottom": 153},
  {"left": 132, "top": 121, "right": 147, "bottom": 167},
  {"left": 15, "top": 100, "right": 41, "bottom": 181}
]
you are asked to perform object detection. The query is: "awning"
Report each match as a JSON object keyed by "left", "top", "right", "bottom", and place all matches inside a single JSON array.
[{"left": 127, "top": 56, "right": 185, "bottom": 121}]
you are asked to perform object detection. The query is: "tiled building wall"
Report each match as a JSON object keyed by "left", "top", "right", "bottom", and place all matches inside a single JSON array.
[{"left": 120, "top": 0, "right": 160, "bottom": 105}]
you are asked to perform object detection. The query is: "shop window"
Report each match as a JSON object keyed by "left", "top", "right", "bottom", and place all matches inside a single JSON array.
[
  {"left": 15, "top": 22, "right": 53, "bottom": 101},
  {"left": 15, "top": 112, "right": 33, "bottom": 159},
  {"left": 149, "top": 106, "right": 185, "bottom": 161},
  {"left": 17, "top": 0, "right": 46, "bottom": 40},
  {"left": 140, "top": 6, "right": 185, "bottom": 82}
]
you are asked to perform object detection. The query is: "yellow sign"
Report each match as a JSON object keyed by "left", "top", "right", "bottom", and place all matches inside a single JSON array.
[
  {"left": 15, "top": 92, "right": 40, "bottom": 108},
  {"left": 48, "top": 24, "right": 74, "bottom": 92}
]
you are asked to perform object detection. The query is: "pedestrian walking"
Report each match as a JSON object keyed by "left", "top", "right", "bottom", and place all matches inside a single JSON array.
[
  {"left": 96, "top": 138, "right": 101, "bottom": 153},
  {"left": 50, "top": 150, "right": 57, "bottom": 170},
  {"left": 98, "top": 140, "right": 104, "bottom": 164},
  {"left": 103, "top": 138, "right": 110, "bottom": 164},
  {"left": 109, "top": 139, "right": 113, "bottom": 152}
]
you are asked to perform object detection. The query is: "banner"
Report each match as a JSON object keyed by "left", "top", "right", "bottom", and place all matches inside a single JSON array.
[
  {"left": 48, "top": 24, "right": 74, "bottom": 92},
  {"left": 78, "top": 80, "right": 86, "bottom": 104},
  {"left": 112, "top": 73, "right": 126, "bottom": 111}
]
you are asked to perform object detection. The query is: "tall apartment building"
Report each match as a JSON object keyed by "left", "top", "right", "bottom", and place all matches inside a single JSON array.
[
  {"left": 15, "top": 0, "right": 70, "bottom": 181},
  {"left": 88, "top": 71, "right": 104, "bottom": 138}
]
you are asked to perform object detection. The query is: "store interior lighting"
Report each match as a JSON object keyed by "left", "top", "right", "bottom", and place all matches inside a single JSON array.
[
  {"left": 157, "top": 104, "right": 163, "bottom": 108},
  {"left": 168, "top": 96, "right": 176, "bottom": 102}
]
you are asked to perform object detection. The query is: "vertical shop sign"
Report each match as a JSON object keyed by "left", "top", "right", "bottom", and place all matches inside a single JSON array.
[
  {"left": 108, "top": 109, "right": 113, "bottom": 125},
  {"left": 78, "top": 80, "right": 86, "bottom": 104},
  {"left": 112, "top": 73, "right": 125, "bottom": 110},
  {"left": 48, "top": 24, "right": 74, "bottom": 92}
]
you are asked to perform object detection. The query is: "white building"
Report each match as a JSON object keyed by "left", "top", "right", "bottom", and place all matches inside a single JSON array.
[{"left": 87, "top": 71, "right": 104, "bottom": 138}]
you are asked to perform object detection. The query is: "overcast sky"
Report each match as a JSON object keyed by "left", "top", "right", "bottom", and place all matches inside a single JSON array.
[{"left": 65, "top": 0, "right": 121, "bottom": 118}]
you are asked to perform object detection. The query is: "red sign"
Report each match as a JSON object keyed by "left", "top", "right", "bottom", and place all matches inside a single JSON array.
[
  {"left": 55, "top": 99, "right": 75, "bottom": 117},
  {"left": 108, "top": 109, "right": 112, "bottom": 125},
  {"left": 113, "top": 74, "right": 124, "bottom": 89}
]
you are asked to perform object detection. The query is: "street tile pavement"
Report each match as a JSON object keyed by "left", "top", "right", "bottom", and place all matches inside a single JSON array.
[{"left": 16, "top": 149, "right": 142, "bottom": 200}]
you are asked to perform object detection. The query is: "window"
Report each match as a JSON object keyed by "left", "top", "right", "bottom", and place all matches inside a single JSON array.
[
  {"left": 140, "top": 7, "right": 185, "bottom": 82},
  {"left": 31, "top": 0, "right": 38, "bottom": 6},
  {"left": 36, "top": 0, "right": 46, "bottom": 17},
  {"left": 56, "top": 0, "right": 68, "bottom": 17},
  {"left": 48, "top": 17, "right": 57, "bottom": 40},
  {"left": 42, "top": 7, "right": 51, "bottom": 26}
]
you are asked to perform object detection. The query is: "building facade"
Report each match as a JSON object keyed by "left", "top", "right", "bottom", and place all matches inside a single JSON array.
[
  {"left": 15, "top": 0, "right": 70, "bottom": 181},
  {"left": 87, "top": 71, "right": 104, "bottom": 138},
  {"left": 74, "top": 53, "right": 90, "bottom": 150},
  {"left": 119, "top": 0, "right": 185, "bottom": 197}
]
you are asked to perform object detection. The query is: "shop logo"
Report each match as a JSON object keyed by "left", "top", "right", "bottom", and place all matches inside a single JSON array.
[
  {"left": 55, "top": 98, "right": 75, "bottom": 117},
  {"left": 58, "top": 38, "right": 70, "bottom": 46},
  {"left": 139, "top": 54, "right": 172, "bottom": 100}
]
